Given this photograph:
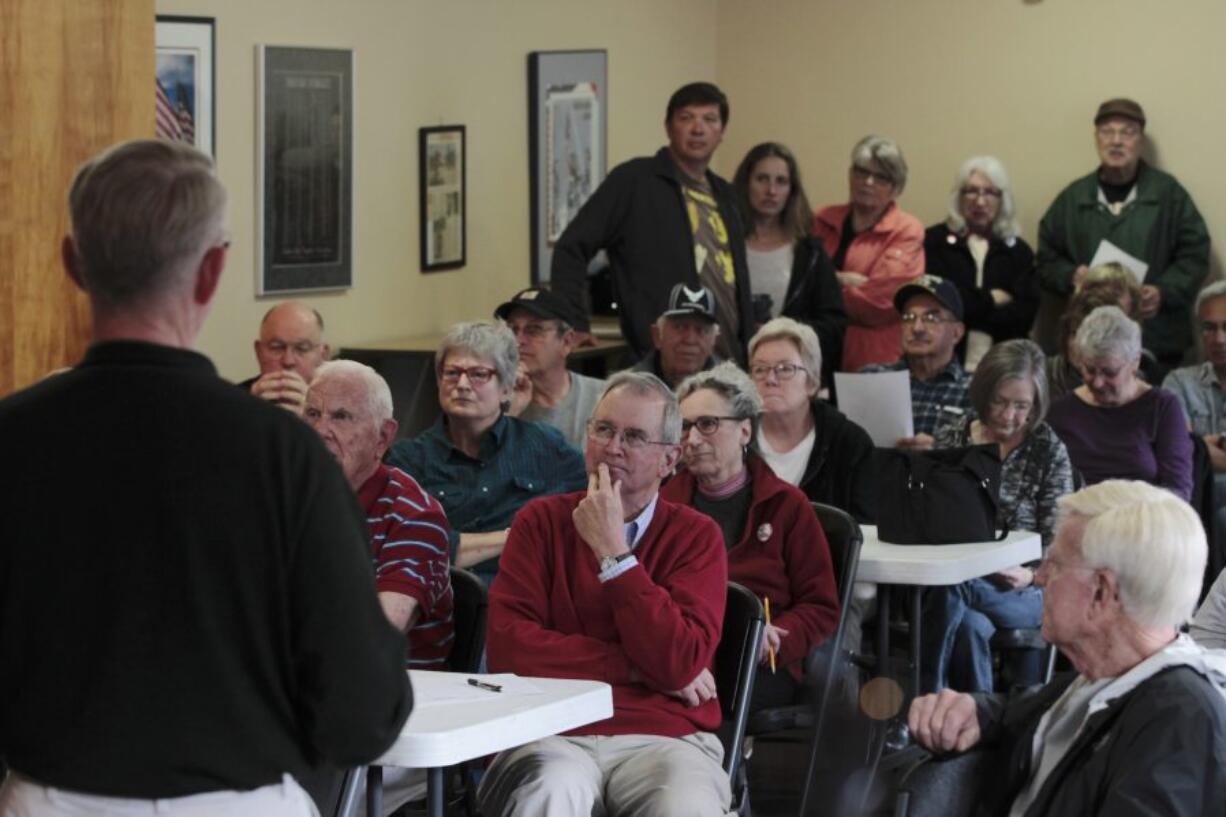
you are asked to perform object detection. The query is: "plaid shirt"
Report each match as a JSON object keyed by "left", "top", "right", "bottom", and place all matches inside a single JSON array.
[
  {"left": 386, "top": 414, "right": 587, "bottom": 583},
  {"left": 861, "top": 358, "right": 972, "bottom": 435}
]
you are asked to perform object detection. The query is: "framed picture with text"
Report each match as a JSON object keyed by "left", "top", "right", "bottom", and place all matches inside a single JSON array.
[
  {"left": 155, "top": 15, "right": 215, "bottom": 157},
  {"left": 528, "top": 50, "right": 607, "bottom": 284},
  {"left": 256, "top": 45, "right": 353, "bottom": 294},
  {"left": 419, "top": 125, "right": 466, "bottom": 272}
]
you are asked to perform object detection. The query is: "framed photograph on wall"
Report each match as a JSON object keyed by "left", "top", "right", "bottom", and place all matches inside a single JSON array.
[
  {"left": 255, "top": 45, "right": 353, "bottom": 294},
  {"left": 155, "top": 15, "right": 215, "bottom": 156},
  {"left": 528, "top": 50, "right": 607, "bottom": 285},
  {"left": 419, "top": 125, "right": 466, "bottom": 272}
]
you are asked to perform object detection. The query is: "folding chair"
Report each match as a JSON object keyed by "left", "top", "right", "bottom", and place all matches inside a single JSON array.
[{"left": 714, "top": 581, "right": 766, "bottom": 815}]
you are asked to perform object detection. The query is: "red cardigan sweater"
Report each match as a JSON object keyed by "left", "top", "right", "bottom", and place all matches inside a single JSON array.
[
  {"left": 662, "top": 454, "right": 839, "bottom": 678},
  {"left": 487, "top": 491, "right": 728, "bottom": 737}
]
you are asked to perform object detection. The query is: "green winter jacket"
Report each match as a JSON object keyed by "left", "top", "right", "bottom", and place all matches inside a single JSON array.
[{"left": 1036, "top": 161, "right": 1209, "bottom": 359}]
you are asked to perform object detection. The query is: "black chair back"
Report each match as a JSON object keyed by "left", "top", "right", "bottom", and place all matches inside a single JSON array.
[
  {"left": 714, "top": 581, "right": 765, "bottom": 788},
  {"left": 447, "top": 566, "right": 488, "bottom": 673}
]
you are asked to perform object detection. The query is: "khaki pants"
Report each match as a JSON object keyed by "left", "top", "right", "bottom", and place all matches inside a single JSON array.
[
  {"left": 477, "top": 732, "right": 733, "bottom": 817},
  {"left": 0, "top": 773, "right": 318, "bottom": 817}
]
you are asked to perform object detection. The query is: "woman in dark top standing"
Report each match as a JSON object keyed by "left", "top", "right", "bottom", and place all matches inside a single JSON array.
[
  {"left": 924, "top": 156, "right": 1038, "bottom": 371},
  {"left": 733, "top": 142, "right": 846, "bottom": 388}
]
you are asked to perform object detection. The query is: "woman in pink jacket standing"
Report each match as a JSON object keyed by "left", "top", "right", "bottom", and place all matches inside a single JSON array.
[{"left": 814, "top": 135, "right": 924, "bottom": 372}]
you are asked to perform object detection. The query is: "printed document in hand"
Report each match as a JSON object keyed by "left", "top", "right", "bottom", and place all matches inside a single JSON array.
[
  {"left": 834, "top": 370, "right": 913, "bottom": 447},
  {"left": 1089, "top": 240, "right": 1148, "bottom": 284}
]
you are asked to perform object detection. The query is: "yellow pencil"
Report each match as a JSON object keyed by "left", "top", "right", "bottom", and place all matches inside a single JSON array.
[{"left": 764, "top": 596, "right": 776, "bottom": 674}]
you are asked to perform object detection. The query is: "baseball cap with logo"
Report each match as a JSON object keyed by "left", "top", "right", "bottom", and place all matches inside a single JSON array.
[
  {"left": 660, "top": 283, "right": 718, "bottom": 323},
  {"left": 893, "top": 274, "right": 964, "bottom": 321},
  {"left": 494, "top": 287, "right": 589, "bottom": 333}
]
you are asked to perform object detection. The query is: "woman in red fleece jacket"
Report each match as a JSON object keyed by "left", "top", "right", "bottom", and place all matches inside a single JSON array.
[{"left": 662, "top": 361, "right": 840, "bottom": 709}]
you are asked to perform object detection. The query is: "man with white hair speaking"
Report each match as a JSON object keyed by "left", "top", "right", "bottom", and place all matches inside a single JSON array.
[{"left": 908, "top": 480, "right": 1226, "bottom": 816}]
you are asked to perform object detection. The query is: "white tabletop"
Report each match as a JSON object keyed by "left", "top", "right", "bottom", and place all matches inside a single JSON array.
[
  {"left": 856, "top": 525, "right": 1042, "bottom": 586},
  {"left": 376, "top": 671, "right": 613, "bottom": 769}
]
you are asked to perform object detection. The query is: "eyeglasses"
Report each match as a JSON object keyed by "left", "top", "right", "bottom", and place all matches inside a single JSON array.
[
  {"left": 1096, "top": 125, "right": 1141, "bottom": 141},
  {"left": 586, "top": 419, "right": 672, "bottom": 451},
  {"left": 851, "top": 165, "right": 894, "bottom": 187},
  {"left": 441, "top": 366, "right": 498, "bottom": 385},
  {"left": 508, "top": 321, "right": 563, "bottom": 340},
  {"left": 681, "top": 415, "right": 744, "bottom": 436},
  {"left": 1078, "top": 363, "right": 1124, "bottom": 380},
  {"left": 988, "top": 396, "right": 1033, "bottom": 414},
  {"left": 263, "top": 340, "right": 320, "bottom": 356},
  {"left": 960, "top": 186, "right": 1002, "bottom": 201},
  {"left": 749, "top": 362, "right": 807, "bottom": 381},
  {"left": 900, "top": 311, "right": 957, "bottom": 325}
]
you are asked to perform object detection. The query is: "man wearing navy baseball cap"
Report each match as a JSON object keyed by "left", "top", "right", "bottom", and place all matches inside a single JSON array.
[
  {"left": 495, "top": 287, "right": 604, "bottom": 449},
  {"left": 630, "top": 283, "right": 722, "bottom": 389},
  {"left": 862, "top": 274, "right": 971, "bottom": 447}
]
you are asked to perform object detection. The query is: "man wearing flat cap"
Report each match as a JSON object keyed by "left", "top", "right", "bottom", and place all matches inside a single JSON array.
[
  {"left": 496, "top": 287, "right": 605, "bottom": 449},
  {"left": 862, "top": 274, "right": 971, "bottom": 448},
  {"left": 1035, "top": 97, "right": 1209, "bottom": 370}
]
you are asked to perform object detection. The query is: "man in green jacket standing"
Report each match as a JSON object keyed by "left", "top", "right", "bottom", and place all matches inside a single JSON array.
[{"left": 1035, "top": 98, "right": 1209, "bottom": 369}]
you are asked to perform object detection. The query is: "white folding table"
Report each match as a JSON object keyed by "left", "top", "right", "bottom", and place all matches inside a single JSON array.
[
  {"left": 856, "top": 526, "right": 1042, "bottom": 695},
  {"left": 340, "top": 671, "right": 613, "bottom": 817}
]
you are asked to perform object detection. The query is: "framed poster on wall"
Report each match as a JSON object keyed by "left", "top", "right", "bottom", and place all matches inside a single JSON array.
[
  {"left": 419, "top": 125, "right": 466, "bottom": 272},
  {"left": 528, "top": 49, "right": 607, "bottom": 285},
  {"left": 155, "top": 15, "right": 215, "bottom": 156},
  {"left": 255, "top": 45, "right": 353, "bottom": 294}
]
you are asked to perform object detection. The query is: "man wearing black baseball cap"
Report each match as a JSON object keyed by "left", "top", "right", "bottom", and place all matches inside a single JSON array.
[
  {"left": 1035, "top": 97, "right": 1208, "bottom": 369},
  {"left": 862, "top": 274, "right": 971, "bottom": 447},
  {"left": 495, "top": 287, "right": 604, "bottom": 449},
  {"left": 630, "top": 283, "right": 722, "bottom": 389}
]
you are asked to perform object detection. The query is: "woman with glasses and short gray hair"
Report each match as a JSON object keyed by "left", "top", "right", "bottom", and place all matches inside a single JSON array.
[
  {"left": 387, "top": 320, "right": 587, "bottom": 586},
  {"left": 1047, "top": 305, "right": 1193, "bottom": 501},
  {"left": 661, "top": 361, "right": 839, "bottom": 711},
  {"left": 923, "top": 339, "right": 1076, "bottom": 694},
  {"left": 924, "top": 156, "right": 1038, "bottom": 371},
  {"left": 813, "top": 135, "right": 925, "bottom": 373},
  {"left": 748, "top": 317, "right": 877, "bottom": 523}
]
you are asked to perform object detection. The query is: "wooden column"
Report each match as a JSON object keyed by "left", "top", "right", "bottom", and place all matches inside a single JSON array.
[{"left": 0, "top": 0, "right": 153, "bottom": 395}]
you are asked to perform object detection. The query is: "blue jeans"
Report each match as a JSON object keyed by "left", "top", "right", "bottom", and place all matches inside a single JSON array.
[{"left": 920, "top": 578, "right": 1043, "bottom": 693}]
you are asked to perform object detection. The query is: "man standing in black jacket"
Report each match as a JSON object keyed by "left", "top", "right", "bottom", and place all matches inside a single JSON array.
[
  {"left": 551, "top": 82, "right": 752, "bottom": 365},
  {"left": 0, "top": 140, "right": 412, "bottom": 816}
]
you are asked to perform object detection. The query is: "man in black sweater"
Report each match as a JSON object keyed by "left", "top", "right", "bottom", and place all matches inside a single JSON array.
[
  {"left": 0, "top": 140, "right": 412, "bottom": 815},
  {"left": 551, "top": 82, "right": 752, "bottom": 365}
]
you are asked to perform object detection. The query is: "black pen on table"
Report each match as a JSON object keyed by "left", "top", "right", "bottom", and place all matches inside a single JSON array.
[{"left": 467, "top": 677, "right": 502, "bottom": 693}]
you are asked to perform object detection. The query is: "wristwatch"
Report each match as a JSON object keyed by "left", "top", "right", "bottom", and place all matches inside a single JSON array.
[{"left": 599, "top": 553, "right": 630, "bottom": 572}]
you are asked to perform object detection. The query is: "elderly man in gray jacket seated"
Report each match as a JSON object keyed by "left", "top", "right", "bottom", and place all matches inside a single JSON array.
[{"left": 908, "top": 480, "right": 1226, "bottom": 817}]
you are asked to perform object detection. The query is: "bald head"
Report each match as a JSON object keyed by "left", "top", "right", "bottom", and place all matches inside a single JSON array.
[{"left": 254, "top": 301, "right": 330, "bottom": 381}]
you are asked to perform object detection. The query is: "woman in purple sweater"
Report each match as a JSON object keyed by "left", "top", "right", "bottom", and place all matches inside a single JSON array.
[{"left": 1047, "top": 305, "right": 1192, "bottom": 500}]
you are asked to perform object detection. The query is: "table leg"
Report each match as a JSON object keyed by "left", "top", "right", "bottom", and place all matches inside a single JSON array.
[
  {"left": 910, "top": 587, "right": 923, "bottom": 697},
  {"left": 366, "top": 766, "right": 383, "bottom": 817},
  {"left": 427, "top": 766, "right": 445, "bottom": 817},
  {"left": 336, "top": 768, "right": 363, "bottom": 817},
  {"left": 876, "top": 584, "right": 891, "bottom": 677}
]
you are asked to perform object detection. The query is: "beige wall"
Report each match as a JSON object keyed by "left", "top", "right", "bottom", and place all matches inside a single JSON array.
[
  {"left": 715, "top": 0, "right": 1224, "bottom": 278},
  {"left": 155, "top": 0, "right": 718, "bottom": 379},
  {"left": 159, "top": 0, "right": 1226, "bottom": 379}
]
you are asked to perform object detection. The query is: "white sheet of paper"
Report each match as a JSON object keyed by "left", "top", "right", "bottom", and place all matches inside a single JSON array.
[
  {"left": 1089, "top": 240, "right": 1148, "bottom": 285},
  {"left": 410, "top": 672, "right": 545, "bottom": 708},
  {"left": 834, "top": 370, "right": 913, "bottom": 447}
]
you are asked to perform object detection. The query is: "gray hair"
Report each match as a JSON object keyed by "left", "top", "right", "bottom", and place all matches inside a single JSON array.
[
  {"left": 1195, "top": 280, "right": 1226, "bottom": 317},
  {"left": 599, "top": 371, "right": 682, "bottom": 444},
  {"left": 1074, "top": 305, "right": 1142, "bottom": 363},
  {"left": 945, "top": 155, "right": 1020, "bottom": 241},
  {"left": 1057, "top": 480, "right": 1206, "bottom": 629},
  {"left": 969, "top": 339, "right": 1049, "bottom": 432},
  {"left": 676, "top": 361, "right": 763, "bottom": 426},
  {"left": 851, "top": 135, "right": 909, "bottom": 194},
  {"left": 748, "top": 316, "right": 822, "bottom": 394},
  {"left": 67, "top": 139, "right": 227, "bottom": 306},
  {"left": 435, "top": 320, "right": 519, "bottom": 388},
  {"left": 311, "top": 360, "right": 393, "bottom": 425}
]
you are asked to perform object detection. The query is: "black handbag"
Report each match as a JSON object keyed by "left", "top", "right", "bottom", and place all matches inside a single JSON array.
[{"left": 876, "top": 444, "right": 1008, "bottom": 544}]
